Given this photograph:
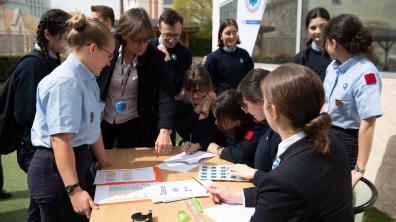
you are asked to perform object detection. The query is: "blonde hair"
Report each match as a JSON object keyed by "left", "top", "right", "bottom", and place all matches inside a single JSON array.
[{"left": 67, "top": 12, "right": 113, "bottom": 49}]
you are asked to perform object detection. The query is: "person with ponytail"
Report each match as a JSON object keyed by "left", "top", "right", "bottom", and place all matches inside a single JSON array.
[
  {"left": 293, "top": 7, "right": 331, "bottom": 80},
  {"left": 207, "top": 63, "right": 353, "bottom": 222},
  {"left": 322, "top": 14, "right": 382, "bottom": 187},
  {"left": 10, "top": 9, "right": 70, "bottom": 222},
  {"left": 28, "top": 12, "right": 114, "bottom": 222}
]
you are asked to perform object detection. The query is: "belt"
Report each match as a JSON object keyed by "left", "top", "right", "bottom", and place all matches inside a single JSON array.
[
  {"left": 330, "top": 125, "right": 359, "bottom": 134},
  {"left": 36, "top": 144, "right": 89, "bottom": 152}
]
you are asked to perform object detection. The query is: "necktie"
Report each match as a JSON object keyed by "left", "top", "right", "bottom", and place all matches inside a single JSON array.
[{"left": 272, "top": 156, "right": 281, "bottom": 170}]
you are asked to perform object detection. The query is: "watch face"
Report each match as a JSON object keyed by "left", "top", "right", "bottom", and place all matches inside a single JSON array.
[{"left": 65, "top": 186, "right": 73, "bottom": 193}]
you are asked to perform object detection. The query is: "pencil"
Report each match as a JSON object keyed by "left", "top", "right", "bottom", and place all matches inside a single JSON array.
[{"left": 191, "top": 176, "right": 207, "bottom": 189}]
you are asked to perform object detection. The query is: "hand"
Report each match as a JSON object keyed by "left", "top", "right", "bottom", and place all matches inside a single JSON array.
[
  {"left": 207, "top": 183, "right": 244, "bottom": 204},
  {"left": 181, "top": 142, "right": 201, "bottom": 154},
  {"left": 69, "top": 187, "right": 98, "bottom": 219},
  {"left": 228, "top": 164, "right": 257, "bottom": 180},
  {"left": 351, "top": 170, "right": 364, "bottom": 188},
  {"left": 157, "top": 43, "right": 170, "bottom": 62},
  {"left": 155, "top": 129, "right": 173, "bottom": 154},
  {"left": 207, "top": 143, "right": 221, "bottom": 155}
]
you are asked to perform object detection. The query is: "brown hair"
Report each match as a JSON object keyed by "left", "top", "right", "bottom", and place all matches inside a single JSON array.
[
  {"left": 261, "top": 63, "right": 331, "bottom": 154},
  {"left": 67, "top": 12, "right": 113, "bottom": 49},
  {"left": 322, "top": 14, "right": 374, "bottom": 60},
  {"left": 237, "top": 68, "right": 270, "bottom": 104},
  {"left": 159, "top": 9, "right": 183, "bottom": 26},
  {"left": 91, "top": 5, "right": 115, "bottom": 26},
  {"left": 303, "top": 7, "right": 330, "bottom": 59},
  {"left": 213, "top": 89, "right": 249, "bottom": 131},
  {"left": 217, "top": 18, "right": 241, "bottom": 47},
  {"left": 116, "top": 8, "right": 154, "bottom": 44},
  {"left": 183, "top": 65, "right": 212, "bottom": 93}
]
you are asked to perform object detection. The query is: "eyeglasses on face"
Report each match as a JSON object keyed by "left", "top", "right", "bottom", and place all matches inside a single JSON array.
[
  {"left": 185, "top": 89, "right": 207, "bottom": 95},
  {"left": 223, "top": 31, "right": 238, "bottom": 38},
  {"left": 241, "top": 103, "right": 248, "bottom": 113},
  {"left": 162, "top": 33, "right": 181, "bottom": 40},
  {"left": 86, "top": 43, "right": 113, "bottom": 61},
  {"left": 129, "top": 38, "right": 151, "bottom": 45}
]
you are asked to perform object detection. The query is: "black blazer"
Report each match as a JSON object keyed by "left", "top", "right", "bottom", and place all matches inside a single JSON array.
[
  {"left": 97, "top": 41, "right": 175, "bottom": 146},
  {"left": 244, "top": 133, "right": 353, "bottom": 222}
]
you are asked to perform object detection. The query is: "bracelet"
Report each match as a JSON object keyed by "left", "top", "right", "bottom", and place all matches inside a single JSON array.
[{"left": 354, "top": 164, "right": 365, "bottom": 174}]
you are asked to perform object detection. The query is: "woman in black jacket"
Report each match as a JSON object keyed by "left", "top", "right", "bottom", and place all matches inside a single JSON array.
[{"left": 97, "top": 8, "right": 174, "bottom": 153}]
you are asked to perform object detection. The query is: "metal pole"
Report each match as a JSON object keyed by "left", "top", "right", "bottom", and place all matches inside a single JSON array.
[
  {"left": 295, "top": 0, "right": 303, "bottom": 54},
  {"left": 120, "top": 0, "right": 124, "bottom": 15}
]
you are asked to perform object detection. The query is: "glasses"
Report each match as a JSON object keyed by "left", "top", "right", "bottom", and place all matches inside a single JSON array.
[
  {"left": 223, "top": 31, "right": 238, "bottom": 38},
  {"left": 130, "top": 38, "right": 151, "bottom": 45},
  {"left": 241, "top": 104, "right": 248, "bottom": 113},
  {"left": 86, "top": 43, "right": 113, "bottom": 61},
  {"left": 162, "top": 33, "right": 181, "bottom": 40},
  {"left": 186, "top": 89, "right": 207, "bottom": 95}
]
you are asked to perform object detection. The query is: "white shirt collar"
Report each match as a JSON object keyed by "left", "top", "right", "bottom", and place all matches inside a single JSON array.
[{"left": 276, "top": 131, "right": 306, "bottom": 159}]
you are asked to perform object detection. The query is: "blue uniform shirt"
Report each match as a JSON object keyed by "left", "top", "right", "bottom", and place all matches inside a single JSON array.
[
  {"left": 324, "top": 55, "right": 382, "bottom": 129},
  {"left": 31, "top": 53, "right": 105, "bottom": 148}
]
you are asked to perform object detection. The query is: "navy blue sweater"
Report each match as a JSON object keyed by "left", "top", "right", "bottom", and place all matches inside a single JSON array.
[
  {"left": 204, "top": 47, "right": 254, "bottom": 95},
  {"left": 293, "top": 46, "right": 331, "bottom": 81}
]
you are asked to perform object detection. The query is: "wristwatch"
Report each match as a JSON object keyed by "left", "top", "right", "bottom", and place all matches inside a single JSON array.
[
  {"left": 65, "top": 183, "right": 80, "bottom": 194},
  {"left": 354, "top": 164, "right": 365, "bottom": 174}
]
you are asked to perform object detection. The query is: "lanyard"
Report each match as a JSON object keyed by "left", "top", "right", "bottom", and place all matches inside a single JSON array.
[{"left": 120, "top": 55, "right": 133, "bottom": 100}]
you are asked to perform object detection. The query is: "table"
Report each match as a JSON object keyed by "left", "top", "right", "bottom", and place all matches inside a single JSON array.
[{"left": 90, "top": 147, "right": 253, "bottom": 222}]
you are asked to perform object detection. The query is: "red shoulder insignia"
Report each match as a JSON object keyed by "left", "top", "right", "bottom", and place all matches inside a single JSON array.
[
  {"left": 364, "top": 73, "right": 377, "bottom": 85},
  {"left": 244, "top": 130, "right": 254, "bottom": 140}
]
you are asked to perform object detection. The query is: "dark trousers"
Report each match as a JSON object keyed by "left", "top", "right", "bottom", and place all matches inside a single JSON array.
[
  {"left": 28, "top": 146, "right": 93, "bottom": 222},
  {"left": 16, "top": 143, "right": 41, "bottom": 222},
  {"left": 330, "top": 125, "right": 359, "bottom": 169},
  {"left": 101, "top": 118, "right": 142, "bottom": 149},
  {"left": 0, "top": 155, "right": 4, "bottom": 190}
]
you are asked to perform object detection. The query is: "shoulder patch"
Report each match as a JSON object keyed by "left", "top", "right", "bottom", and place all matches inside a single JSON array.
[
  {"left": 244, "top": 130, "right": 255, "bottom": 140},
  {"left": 364, "top": 73, "right": 377, "bottom": 85}
]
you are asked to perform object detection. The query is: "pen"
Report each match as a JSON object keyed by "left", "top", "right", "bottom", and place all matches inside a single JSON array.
[
  {"left": 191, "top": 176, "right": 207, "bottom": 189},
  {"left": 189, "top": 133, "right": 192, "bottom": 143},
  {"left": 192, "top": 197, "right": 203, "bottom": 213}
]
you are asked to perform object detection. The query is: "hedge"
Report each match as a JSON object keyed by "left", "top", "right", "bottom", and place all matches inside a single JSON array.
[{"left": 0, "top": 56, "right": 22, "bottom": 81}]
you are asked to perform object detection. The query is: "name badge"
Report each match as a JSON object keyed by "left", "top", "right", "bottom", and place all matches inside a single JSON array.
[
  {"left": 335, "top": 99, "right": 343, "bottom": 108},
  {"left": 116, "top": 101, "right": 126, "bottom": 112}
]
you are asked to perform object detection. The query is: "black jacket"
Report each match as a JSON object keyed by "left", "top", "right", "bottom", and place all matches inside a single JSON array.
[
  {"left": 204, "top": 47, "right": 254, "bottom": 95},
  {"left": 244, "top": 133, "right": 353, "bottom": 222},
  {"left": 150, "top": 38, "right": 192, "bottom": 95},
  {"left": 293, "top": 46, "right": 331, "bottom": 81},
  {"left": 174, "top": 97, "right": 224, "bottom": 148},
  {"left": 97, "top": 41, "right": 175, "bottom": 146},
  {"left": 13, "top": 49, "right": 61, "bottom": 144}
]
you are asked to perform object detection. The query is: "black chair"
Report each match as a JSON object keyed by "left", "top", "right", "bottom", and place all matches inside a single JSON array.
[{"left": 353, "top": 177, "right": 378, "bottom": 218}]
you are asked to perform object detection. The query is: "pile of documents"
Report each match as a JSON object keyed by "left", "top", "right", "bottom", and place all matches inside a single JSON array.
[{"left": 157, "top": 151, "right": 216, "bottom": 172}]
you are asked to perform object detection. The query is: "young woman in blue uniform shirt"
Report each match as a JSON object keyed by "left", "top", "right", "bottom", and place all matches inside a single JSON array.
[
  {"left": 28, "top": 13, "right": 114, "bottom": 222},
  {"left": 204, "top": 18, "right": 254, "bottom": 95},
  {"left": 207, "top": 64, "right": 353, "bottom": 222},
  {"left": 323, "top": 14, "right": 382, "bottom": 186},
  {"left": 293, "top": 7, "right": 331, "bottom": 80},
  {"left": 175, "top": 65, "right": 224, "bottom": 153}
]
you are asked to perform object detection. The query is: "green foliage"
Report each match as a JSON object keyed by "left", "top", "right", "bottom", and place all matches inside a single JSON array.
[{"left": 0, "top": 56, "right": 22, "bottom": 81}]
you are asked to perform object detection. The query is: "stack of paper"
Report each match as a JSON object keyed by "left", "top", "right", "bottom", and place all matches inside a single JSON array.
[
  {"left": 143, "top": 179, "right": 212, "bottom": 203},
  {"left": 204, "top": 204, "right": 255, "bottom": 222},
  {"left": 94, "top": 167, "right": 162, "bottom": 185},
  {"left": 198, "top": 165, "right": 249, "bottom": 181},
  {"left": 157, "top": 151, "right": 216, "bottom": 172}
]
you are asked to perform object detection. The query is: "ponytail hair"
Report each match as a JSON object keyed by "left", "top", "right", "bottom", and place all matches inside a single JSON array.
[
  {"left": 261, "top": 63, "right": 331, "bottom": 154},
  {"left": 322, "top": 14, "right": 374, "bottom": 60}
]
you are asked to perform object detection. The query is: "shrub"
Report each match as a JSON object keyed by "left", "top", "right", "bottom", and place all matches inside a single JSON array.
[{"left": 0, "top": 56, "right": 22, "bottom": 81}]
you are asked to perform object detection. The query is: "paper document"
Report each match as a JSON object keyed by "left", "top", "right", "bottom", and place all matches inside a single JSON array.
[
  {"left": 198, "top": 165, "right": 249, "bottom": 181},
  {"left": 94, "top": 182, "right": 157, "bottom": 205},
  {"left": 144, "top": 179, "right": 212, "bottom": 203},
  {"left": 157, "top": 151, "right": 216, "bottom": 172},
  {"left": 204, "top": 204, "right": 255, "bottom": 222},
  {"left": 94, "top": 167, "right": 161, "bottom": 185}
]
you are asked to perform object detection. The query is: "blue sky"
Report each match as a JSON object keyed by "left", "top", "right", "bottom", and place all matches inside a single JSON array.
[{"left": 50, "top": 0, "right": 121, "bottom": 19}]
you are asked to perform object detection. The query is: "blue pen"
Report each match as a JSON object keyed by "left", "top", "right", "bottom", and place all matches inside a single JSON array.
[{"left": 188, "top": 133, "right": 192, "bottom": 147}]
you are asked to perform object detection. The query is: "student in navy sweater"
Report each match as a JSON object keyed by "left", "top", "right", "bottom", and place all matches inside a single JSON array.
[
  {"left": 208, "top": 64, "right": 353, "bottom": 222},
  {"left": 204, "top": 18, "right": 254, "bottom": 95},
  {"left": 175, "top": 66, "right": 224, "bottom": 153},
  {"left": 293, "top": 7, "right": 331, "bottom": 80}
]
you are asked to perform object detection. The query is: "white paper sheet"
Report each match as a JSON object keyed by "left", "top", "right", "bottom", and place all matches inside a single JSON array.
[
  {"left": 94, "top": 182, "right": 157, "bottom": 205},
  {"left": 93, "top": 167, "right": 157, "bottom": 185},
  {"left": 143, "top": 179, "right": 212, "bottom": 203},
  {"left": 157, "top": 151, "right": 216, "bottom": 172},
  {"left": 204, "top": 204, "right": 255, "bottom": 222}
]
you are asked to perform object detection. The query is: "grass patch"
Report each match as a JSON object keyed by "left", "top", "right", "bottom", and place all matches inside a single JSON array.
[{"left": 0, "top": 152, "right": 394, "bottom": 221}]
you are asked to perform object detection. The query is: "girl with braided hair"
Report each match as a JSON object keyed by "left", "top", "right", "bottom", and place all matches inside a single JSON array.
[{"left": 11, "top": 9, "right": 70, "bottom": 222}]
